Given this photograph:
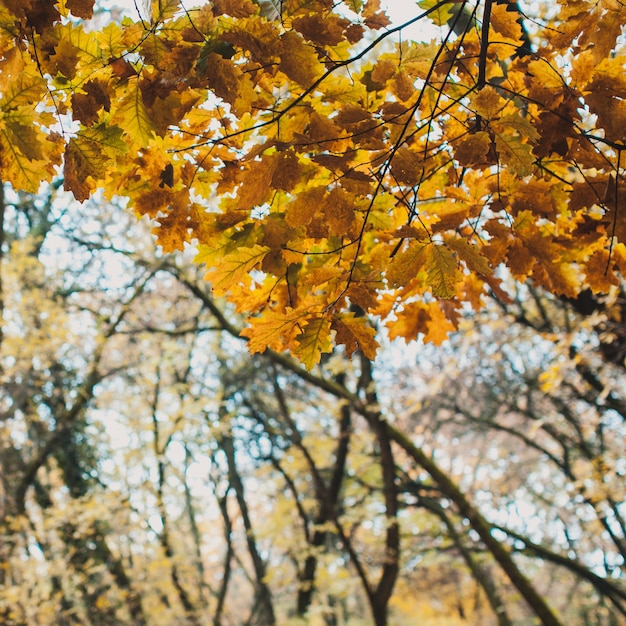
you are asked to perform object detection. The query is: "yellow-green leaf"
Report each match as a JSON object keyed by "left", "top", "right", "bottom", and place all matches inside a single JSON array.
[{"left": 294, "top": 315, "right": 333, "bottom": 369}]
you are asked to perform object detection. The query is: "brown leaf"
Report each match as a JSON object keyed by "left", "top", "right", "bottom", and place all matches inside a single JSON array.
[
  {"left": 236, "top": 155, "right": 277, "bottom": 211},
  {"left": 454, "top": 131, "right": 492, "bottom": 167},
  {"left": 391, "top": 148, "right": 422, "bottom": 185},
  {"left": 271, "top": 150, "right": 302, "bottom": 192},
  {"left": 26, "top": 0, "right": 60, "bottom": 33},
  {"left": 212, "top": 0, "right": 257, "bottom": 17},
  {"left": 63, "top": 139, "right": 94, "bottom": 202},
  {"left": 292, "top": 13, "right": 348, "bottom": 46},
  {"left": 331, "top": 314, "right": 379, "bottom": 359},
  {"left": 279, "top": 30, "right": 323, "bottom": 87},
  {"left": 285, "top": 186, "right": 327, "bottom": 229},
  {"left": 66, "top": 0, "right": 94, "bottom": 19},
  {"left": 585, "top": 249, "right": 619, "bottom": 293},
  {"left": 363, "top": 0, "right": 391, "bottom": 29}
]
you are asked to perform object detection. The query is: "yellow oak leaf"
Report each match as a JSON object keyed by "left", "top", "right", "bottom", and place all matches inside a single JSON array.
[
  {"left": 490, "top": 2, "right": 522, "bottom": 41},
  {"left": 470, "top": 87, "right": 505, "bottom": 119},
  {"left": 495, "top": 133, "right": 535, "bottom": 177},
  {"left": 113, "top": 77, "right": 155, "bottom": 146},
  {"left": 0, "top": 143, "right": 56, "bottom": 193},
  {"left": 526, "top": 60, "right": 565, "bottom": 109},
  {"left": 204, "top": 244, "right": 270, "bottom": 296},
  {"left": 241, "top": 309, "right": 304, "bottom": 354},
  {"left": 1, "top": 72, "right": 45, "bottom": 111},
  {"left": 303, "top": 266, "right": 344, "bottom": 287},
  {"left": 3, "top": 108, "right": 42, "bottom": 161},
  {"left": 386, "top": 241, "right": 429, "bottom": 289},
  {"left": 426, "top": 244, "right": 461, "bottom": 298},
  {"left": 444, "top": 235, "right": 492, "bottom": 276},
  {"left": 294, "top": 315, "right": 333, "bottom": 369}
]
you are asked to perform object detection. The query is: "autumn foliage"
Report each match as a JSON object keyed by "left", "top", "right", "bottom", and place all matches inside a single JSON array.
[{"left": 1, "top": 0, "right": 625, "bottom": 365}]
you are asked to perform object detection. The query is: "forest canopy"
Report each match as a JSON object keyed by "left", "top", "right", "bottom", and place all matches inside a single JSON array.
[{"left": 1, "top": 0, "right": 625, "bottom": 364}]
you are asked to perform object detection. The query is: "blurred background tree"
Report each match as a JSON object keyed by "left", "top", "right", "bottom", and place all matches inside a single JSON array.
[{"left": 0, "top": 175, "right": 623, "bottom": 626}]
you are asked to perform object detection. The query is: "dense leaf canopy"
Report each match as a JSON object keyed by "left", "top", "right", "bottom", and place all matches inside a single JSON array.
[{"left": 1, "top": 0, "right": 625, "bottom": 364}]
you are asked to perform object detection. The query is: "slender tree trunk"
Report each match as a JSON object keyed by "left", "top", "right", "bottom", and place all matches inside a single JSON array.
[
  {"left": 221, "top": 431, "right": 275, "bottom": 625},
  {"left": 152, "top": 369, "right": 200, "bottom": 625},
  {"left": 360, "top": 355, "right": 400, "bottom": 626},
  {"left": 214, "top": 489, "right": 235, "bottom": 626}
]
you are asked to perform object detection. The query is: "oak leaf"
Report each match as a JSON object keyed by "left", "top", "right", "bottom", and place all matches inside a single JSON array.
[
  {"left": 490, "top": 2, "right": 522, "bottom": 41},
  {"left": 113, "top": 78, "right": 155, "bottom": 146},
  {"left": 470, "top": 87, "right": 504, "bottom": 120},
  {"left": 331, "top": 314, "right": 379, "bottom": 359},
  {"left": 454, "top": 131, "right": 492, "bottom": 167},
  {"left": 66, "top": 0, "right": 94, "bottom": 19},
  {"left": 427, "top": 244, "right": 461, "bottom": 299},
  {"left": 241, "top": 309, "right": 304, "bottom": 354},
  {"left": 279, "top": 30, "right": 324, "bottom": 87},
  {"left": 294, "top": 315, "right": 333, "bottom": 369},
  {"left": 204, "top": 244, "right": 271, "bottom": 296}
]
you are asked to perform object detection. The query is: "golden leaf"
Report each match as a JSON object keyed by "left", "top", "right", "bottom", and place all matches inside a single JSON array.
[
  {"left": 494, "top": 133, "right": 535, "bottom": 177},
  {"left": 205, "top": 244, "right": 270, "bottom": 296},
  {"left": 112, "top": 77, "right": 155, "bottom": 146},
  {"left": 490, "top": 3, "right": 522, "bottom": 41},
  {"left": 294, "top": 315, "right": 333, "bottom": 369},
  {"left": 444, "top": 235, "right": 492, "bottom": 276},
  {"left": 421, "top": 301, "right": 455, "bottom": 345},
  {"left": 241, "top": 309, "right": 304, "bottom": 353},
  {"left": 426, "top": 244, "right": 461, "bottom": 299},
  {"left": 470, "top": 87, "right": 505, "bottom": 120},
  {"left": 386, "top": 241, "right": 429, "bottom": 289},
  {"left": 387, "top": 301, "right": 431, "bottom": 343}
]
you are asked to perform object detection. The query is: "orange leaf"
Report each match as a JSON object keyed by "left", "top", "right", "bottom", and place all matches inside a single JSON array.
[
  {"left": 241, "top": 309, "right": 304, "bottom": 354},
  {"left": 332, "top": 314, "right": 379, "bottom": 359}
]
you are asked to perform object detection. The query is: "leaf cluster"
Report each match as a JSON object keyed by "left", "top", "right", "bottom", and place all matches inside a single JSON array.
[{"left": 1, "top": 0, "right": 626, "bottom": 365}]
